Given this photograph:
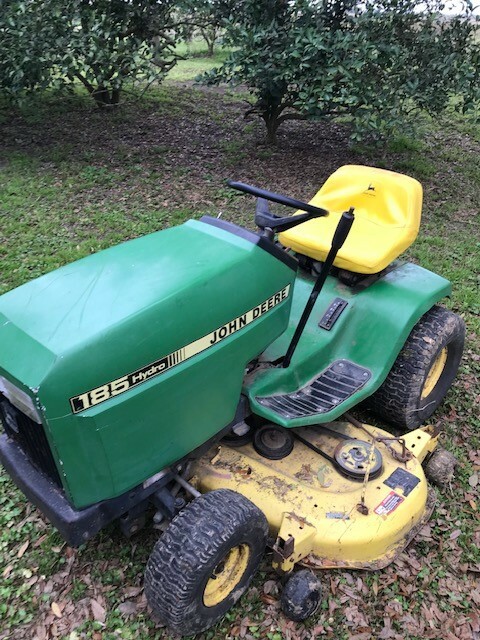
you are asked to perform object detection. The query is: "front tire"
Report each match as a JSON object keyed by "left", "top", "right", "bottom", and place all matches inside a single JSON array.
[
  {"left": 368, "top": 305, "right": 464, "bottom": 431},
  {"left": 144, "top": 489, "right": 268, "bottom": 636}
]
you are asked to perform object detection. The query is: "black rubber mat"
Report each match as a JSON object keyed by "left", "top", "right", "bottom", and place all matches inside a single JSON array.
[{"left": 256, "top": 360, "right": 371, "bottom": 419}]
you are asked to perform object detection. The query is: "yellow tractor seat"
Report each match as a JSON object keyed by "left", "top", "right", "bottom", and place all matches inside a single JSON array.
[{"left": 278, "top": 165, "right": 423, "bottom": 275}]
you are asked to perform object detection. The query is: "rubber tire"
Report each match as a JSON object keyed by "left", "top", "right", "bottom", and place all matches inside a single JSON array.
[
  {"left": 281, "top": 569, "right": 322, "bottom": 622},
  {"left": 368, "top": 305, "right": 465, "bottom": 431},
  {"left": 424, "top": 447, "right": 456, "bottom": 486},
  {"left": 253, "top": 424, "right": 295, "bottom": 460},
  {"left": 144, "top": 489, "right": 268, "bottom": 636},
  {"left": 221, "top": 428, "right": 252, "bottom": 447}
]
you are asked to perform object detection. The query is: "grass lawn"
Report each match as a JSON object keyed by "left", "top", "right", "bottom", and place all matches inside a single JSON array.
[
  {"left": 170, "top": 39, "right": 233, "bottom": 82},
  {"left": 0, "top": 56, "right": 479, "bottom": 640}
]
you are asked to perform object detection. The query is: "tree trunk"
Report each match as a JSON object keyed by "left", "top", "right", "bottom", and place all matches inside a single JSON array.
[
  {"left": 111, "top": 88, "right": 121, "bottom": 105},
  {"left": 200, "top": 28, "right": 216, "bottom": 57},
  {"left": 74, "top": 72, "right": 121, "bottom": 108},
  {"left": 263, "top": 114, "right": 279, "bottom": 145},
  {"left": 92, "top": 86, "right": 110, "bottom": 107},
  {"left": 91, "top": 86, "right": 121, "bottom": 107},
  {"left": 262, "top": 105, "right": 307, "bottom": 143}
]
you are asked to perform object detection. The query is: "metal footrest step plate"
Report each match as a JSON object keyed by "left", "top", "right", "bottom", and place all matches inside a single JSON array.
[{"left": 256, "top": 359, "right": 371, "bottom": 419}]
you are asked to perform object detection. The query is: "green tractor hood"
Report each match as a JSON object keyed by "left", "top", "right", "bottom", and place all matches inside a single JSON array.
[{"left": 0, "top": 218, "right": 295, "bottom": 507}]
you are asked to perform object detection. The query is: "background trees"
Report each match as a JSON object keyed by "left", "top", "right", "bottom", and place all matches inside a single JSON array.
[
  {"left": 0, "top": 0, "right": 178, "bottom": 106},
  {"left": 0, "top": 0, "right": 478, "bottom": 142},
  {"left": 176, "top": 0, "right": 228, "bottom": 56},
  {"left": 206, "top": 0, "right": 479, "bottom": 143}
]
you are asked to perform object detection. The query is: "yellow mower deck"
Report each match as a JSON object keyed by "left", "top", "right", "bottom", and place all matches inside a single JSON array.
[{"left": 193, "top": 422, "right": 437, "bottom": 572}]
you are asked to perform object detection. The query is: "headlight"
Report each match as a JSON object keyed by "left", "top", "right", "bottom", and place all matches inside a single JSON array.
[{"left": 0, "top": 376, "right": 42, "bottom": 424}]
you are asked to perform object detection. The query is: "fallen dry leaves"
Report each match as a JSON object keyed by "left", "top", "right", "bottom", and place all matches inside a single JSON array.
[{"left": 1, "top": 424, "right": 479, "bottom": 639}]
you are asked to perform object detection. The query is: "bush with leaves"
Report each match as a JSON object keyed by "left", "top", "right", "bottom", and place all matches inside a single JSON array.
[
  {"left": 205, "top": 0, "right": 480, "bottom": 143},
  {"left": 176, "top": 0, "right": 229, "bottom": 57},
  {"left": 0, "top": 0, "right": 179, "bottom": 106}
]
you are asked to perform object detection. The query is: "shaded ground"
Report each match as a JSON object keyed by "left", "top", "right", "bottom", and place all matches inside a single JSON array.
[
  {"left": 1, "top": 86, "right": 356, "bottom": 206},
  {"left": 0, "top": 82, "right": 479, "bottom": 640}
]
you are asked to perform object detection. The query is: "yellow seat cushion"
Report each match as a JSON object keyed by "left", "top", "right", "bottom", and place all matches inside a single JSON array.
[{"left": 278, "top": 165, "right": 423, "bottom": 274}]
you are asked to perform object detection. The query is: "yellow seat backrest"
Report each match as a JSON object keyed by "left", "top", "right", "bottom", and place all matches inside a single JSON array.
[{"left": 278, "top": 165, "right": 423, "bottom": 274}]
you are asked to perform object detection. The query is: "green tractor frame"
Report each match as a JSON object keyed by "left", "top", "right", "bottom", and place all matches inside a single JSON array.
[{"left": 0, "top": 165, "right": 464, "bottom": 635}]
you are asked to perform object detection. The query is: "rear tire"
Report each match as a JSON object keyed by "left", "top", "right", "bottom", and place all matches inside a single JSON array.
[
  {"left": 144, "top": 489, "right": 268, "bottom": 636},
  {"left": 368, "top": 305, "right": 464, "bottom": 431}
]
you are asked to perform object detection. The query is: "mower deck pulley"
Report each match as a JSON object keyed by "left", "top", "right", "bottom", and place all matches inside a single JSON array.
[{"left": 333, "top": 438, "right": 383, "bottom": 480}]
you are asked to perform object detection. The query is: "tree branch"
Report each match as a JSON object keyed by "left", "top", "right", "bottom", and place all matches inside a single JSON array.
[{"left": 73, "top": 71, "right": 95, "bottom": 95}]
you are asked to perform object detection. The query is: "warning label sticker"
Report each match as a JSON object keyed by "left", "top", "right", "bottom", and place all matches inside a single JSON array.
[{"left": 374, "top": 491, "right": 404, "bottom": 516}]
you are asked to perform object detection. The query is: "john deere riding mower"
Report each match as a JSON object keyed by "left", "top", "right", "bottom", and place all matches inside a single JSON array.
[{"left": 0, "top": 165, "right": 464, "bottom": 635}]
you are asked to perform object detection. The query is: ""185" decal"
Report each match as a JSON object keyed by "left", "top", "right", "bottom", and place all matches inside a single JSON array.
[{"left": 70, "top": 285, "right": 290, "bottom": 413}]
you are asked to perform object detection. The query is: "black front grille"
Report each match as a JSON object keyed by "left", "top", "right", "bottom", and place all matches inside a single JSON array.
[{"left": 0, "top": 398, "right": 62, "bottom": 486}]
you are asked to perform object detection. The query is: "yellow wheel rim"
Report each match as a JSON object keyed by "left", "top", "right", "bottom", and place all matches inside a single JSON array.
[
  {"left": 203, "top": 544, "right": 250, "bottom": 608},
  {"left": 421, "top": 348, "right": 447, "bottom": 399}
]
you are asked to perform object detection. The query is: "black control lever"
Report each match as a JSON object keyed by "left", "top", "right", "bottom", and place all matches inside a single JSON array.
[
  {"left": 282, "top": 208, "right": 355, "bottom": 368},
  {"left": 331, "top": 207, "right": 355, "bottom": 251}
]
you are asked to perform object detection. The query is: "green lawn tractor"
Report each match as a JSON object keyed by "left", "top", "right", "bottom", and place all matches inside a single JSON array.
[{"left": 0, "top": 165, "right": 465, "bottom": 635}]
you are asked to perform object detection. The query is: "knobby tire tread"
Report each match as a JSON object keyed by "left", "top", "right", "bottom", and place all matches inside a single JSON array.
[
  {"left": 144, "top": 488, "right": 267, "bottom": 635},
  {"left": 368, "top": 305, "right": 464, "bottom": 431}
]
